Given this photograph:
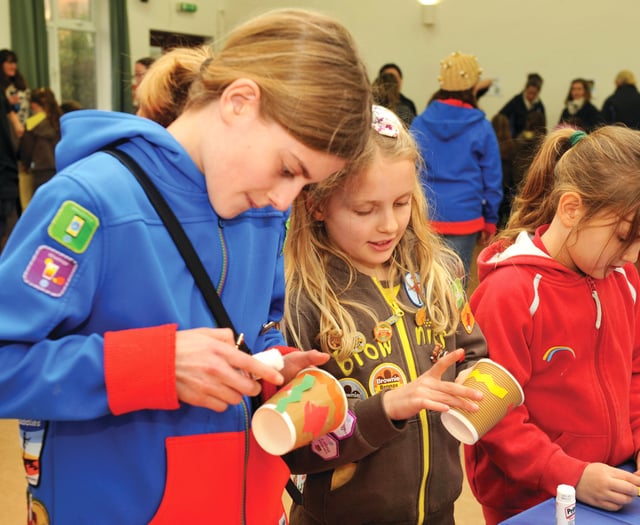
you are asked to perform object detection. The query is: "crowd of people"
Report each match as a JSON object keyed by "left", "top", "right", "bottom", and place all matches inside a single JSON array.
[{"left": 2, "top": 8, "right": 640, "bottom": 525}]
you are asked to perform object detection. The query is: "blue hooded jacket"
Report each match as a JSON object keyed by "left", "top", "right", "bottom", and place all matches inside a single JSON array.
[
  {"left": 0, "top": 110, "right": 289, "bottom": 524},
  {"left": 410, "top": 100, "right": 502, "bottom": 234}
]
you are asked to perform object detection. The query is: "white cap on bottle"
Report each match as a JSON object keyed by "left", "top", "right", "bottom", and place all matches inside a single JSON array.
[{"left": 556, "top": 484, "right": 576, "bottom": 502}]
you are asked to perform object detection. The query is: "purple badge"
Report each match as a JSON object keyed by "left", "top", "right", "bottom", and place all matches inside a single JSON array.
[{"left": 23, "top": 246, "right": 77, "bottom": 297}]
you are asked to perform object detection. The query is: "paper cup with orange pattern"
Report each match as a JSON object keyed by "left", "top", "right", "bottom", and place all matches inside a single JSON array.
[
  {"left": 441, "top": 358, "right": 524, "bottom": 444},
  {"left": 252, "top": 367, "right": 348, "bottom": 456}
]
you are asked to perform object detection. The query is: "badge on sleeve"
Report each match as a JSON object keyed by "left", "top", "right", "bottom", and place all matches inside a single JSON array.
[
  {"left": 23, "top": 245, "right": 77, "bottom": 297},
  {"left": 47, "top": 201, "right": 99, "bottom": 253}
]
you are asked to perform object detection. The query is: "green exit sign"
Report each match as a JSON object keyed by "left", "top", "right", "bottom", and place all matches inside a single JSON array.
[{"left": 177, "top": 3, "right": 197, "bottom": 12}]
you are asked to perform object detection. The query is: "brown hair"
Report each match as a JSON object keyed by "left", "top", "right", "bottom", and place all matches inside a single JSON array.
[
  {"left": 30, "top": 87, "right": 62, "bottom": 133},
  {"left": 137, "top": 9, "right": 372, "bottom": 160},
  {"left": 501, "top": 126, "right": 640, "bottom": 250}
]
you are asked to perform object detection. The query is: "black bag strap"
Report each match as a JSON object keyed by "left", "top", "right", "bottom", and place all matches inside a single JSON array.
[{"left": 103, "top": 146, "right": 249, "bottom": 353}]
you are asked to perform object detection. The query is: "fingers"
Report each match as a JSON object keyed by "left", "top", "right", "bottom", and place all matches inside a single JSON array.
[{"left": 429, "top": 348, "right": 464, "bottom": 377}]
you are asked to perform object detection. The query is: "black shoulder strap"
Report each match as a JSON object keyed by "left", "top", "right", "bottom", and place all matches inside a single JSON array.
[{"left": 103, "top": 146, "right": 249, "bottom": 353}]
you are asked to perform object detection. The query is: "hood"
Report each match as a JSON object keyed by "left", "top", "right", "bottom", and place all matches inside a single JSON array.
[
  {"left": 476, "top": 230, "right": 574, "bottom": 282},
  {"left": 415, "top": 100, "right": 485, "bottom": 141},
  {"left": 56, "top": 110, "right": 180, "bottom": 171}
]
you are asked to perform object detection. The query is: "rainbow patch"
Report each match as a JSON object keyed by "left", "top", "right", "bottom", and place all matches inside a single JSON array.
[{"left": 542, "top": 346, "right": 576, "bottom": 362}]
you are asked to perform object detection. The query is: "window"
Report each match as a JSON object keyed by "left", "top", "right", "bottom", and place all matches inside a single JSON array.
[{"left": 45, "top": 0, "right": 110, "bottom": 109}]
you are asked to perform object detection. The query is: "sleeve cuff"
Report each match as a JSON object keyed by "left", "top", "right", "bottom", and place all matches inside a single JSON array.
[
  {"left": 260, "top": 346, "right": 299, "bottom": 402},
  {"left": 104, "top": 324, "right": 180, "bottom": 415},
  {"left": 354, "top": 390, "right": 407, "bottom": 448}
]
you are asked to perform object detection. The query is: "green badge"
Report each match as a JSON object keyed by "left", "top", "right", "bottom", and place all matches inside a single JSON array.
[{"left": 48, "top": 201, "right": 99, "bottom": 253}]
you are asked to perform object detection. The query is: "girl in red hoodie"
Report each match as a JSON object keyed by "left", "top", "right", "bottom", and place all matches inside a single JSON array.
[{"left": 467, "top": 126, "right": 640, "bottom": 524}]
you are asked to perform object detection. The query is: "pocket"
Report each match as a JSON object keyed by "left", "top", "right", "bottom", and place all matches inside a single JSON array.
[
  {"left": 149, "top": 431, "right": 289, "bottom": 525},
  {"left": 554, "top": 431, "right": 608, "bottom": 463},
  {"left": 149, "top": 432, "right": 245, "bottom": 525}
]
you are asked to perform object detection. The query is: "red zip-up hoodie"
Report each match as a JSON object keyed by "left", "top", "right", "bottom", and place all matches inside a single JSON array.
[{"left": 466, "top": 226, "right": 640, "bottom": 524}]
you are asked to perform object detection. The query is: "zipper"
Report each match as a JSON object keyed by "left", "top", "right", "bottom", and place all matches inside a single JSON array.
[
  {"left": 586, "top": 277, "right": 617, "bottom": 457},
  {"left": 373, "top": 278, "right": 430, "bottom": 524},
  {"left": 241, "top": 399, "right": 250, "bottom": 525},
  {"left": 587, "top": 277, "right": 602, "bottom": 329},
  {"left": 217, "top": 221, "right": 228, "bottom": 293}
]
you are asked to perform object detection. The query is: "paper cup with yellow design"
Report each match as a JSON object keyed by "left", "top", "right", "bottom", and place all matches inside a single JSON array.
[
  {"left": 252, "top": 367, "right": 348, "bottom": 455},
  {"left": 441, "top": 358, "right": 524, "bottom": 444}
]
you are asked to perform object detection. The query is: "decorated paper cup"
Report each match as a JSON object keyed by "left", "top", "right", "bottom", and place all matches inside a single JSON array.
[
  {"left": 252, "top": 367, "right": 348, "bottom": 456},
  {"left": 441, "top": 358, "right": 524, "bottom": 444}
]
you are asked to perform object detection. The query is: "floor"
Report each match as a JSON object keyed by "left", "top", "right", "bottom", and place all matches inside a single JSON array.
[
  {"left": 0, "top": 416, "right": 483, "bottom": 524},
  {"left": 0, "top": 245, "right": 485, "bottom": 524}
]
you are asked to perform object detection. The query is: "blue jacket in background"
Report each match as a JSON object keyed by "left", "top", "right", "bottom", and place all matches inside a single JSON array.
[{"left": 410, "top": 100, "right": 502, "bottom": 235}]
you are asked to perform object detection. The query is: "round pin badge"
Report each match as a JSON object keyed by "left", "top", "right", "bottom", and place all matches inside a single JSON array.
[
  {"left": 353, "top": 331, "right": 366, "bottom": 353},
  {"left": 373, "top": 321, "right": 393, "bottom": 343}
]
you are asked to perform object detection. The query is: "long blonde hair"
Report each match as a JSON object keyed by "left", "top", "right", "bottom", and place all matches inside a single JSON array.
[
  {"left": 137, "top": 9, "right": 371, "bottom": 160},
  {"left": 284, "top": 122, "right": 463, "bottom": 359}
]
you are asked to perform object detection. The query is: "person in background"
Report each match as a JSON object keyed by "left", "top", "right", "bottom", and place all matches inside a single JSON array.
[
  {"left": 372, "top": 71, "right": 415, "bottom": 127},
  {"left": 499, "top": 73, "right": 546, "bottom": 138},
  {"left": 60, "top": 99, "right": 82, "bottom": 114},
  {"left": 0, "top": 89, "right": 18, "bottom": 251},
  {"left": 0, "top": 49, "right": 30, "bottom": 142},
  {"left": 491, "top": 113, "right": 515, "bottom": 228},
  {"left": 132, "top": 56, "right": 156, "bottom": 111},
  {"left": 0, "top": 9, "right": 372, "bottom": 524},
  {"left": 410, "top": 51, "right": 502, "bottom": 286},
  {"left": 558, "top": 78, "right": 605, "bottom": 132},
  {"left": 601, "top": 69, "right": 640, "bottom": 130},
  {"left": 379, "top": 63, "right": 418, "bottom": 119},
  {"left": 466, "top": 126, "right": 640, "bottom": 524},
  {"left": 283, "top": 105, "right": 487, "bottom": 525},
  {"left": 19, "top": 87, "right": 62, "bottom": 195},
  {"left": 511, "top": 111, "right": 547, "bottom": 192}
]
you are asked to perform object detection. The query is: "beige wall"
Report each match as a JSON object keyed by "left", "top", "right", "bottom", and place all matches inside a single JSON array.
[{"left": 1, "top": 0, "right": 640, "bottom": 122}]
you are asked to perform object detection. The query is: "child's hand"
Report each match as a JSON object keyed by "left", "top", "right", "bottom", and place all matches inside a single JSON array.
[
  {"left": 382, "top": 349, "right": 483, "bottom": 421},
  {"left": 278, "top": 349, "right": 330, "bottom": 384},
  {"left": 576, "top": 462, "right": 640, "bottom": 510}
]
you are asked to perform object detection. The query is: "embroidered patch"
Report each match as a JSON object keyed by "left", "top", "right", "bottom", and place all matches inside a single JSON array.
[
  {"left": 461, "top": 301, "right": 475, "bottom": 334},
  {"left": 368, "top": 363, "right": 407, "bottom": 395},
  {"left": 452, "top": 278, "right": 466, "bottom": 310},
  {"left": 47, "top": 200, "right": 99, "bottom": 253},
  {"left": 19, "top": 419, "right": 46, "bottom": 486},
  {"left": 331, "top": 410, "right": 356, "bottom": 440},
  {"left": 310, "top": 434, "right": 339, "bottom": 460},
  {"left": 23, "top": 246, "right": 78, "bottom": 297},
  {"left": 339, "top": 378, "right": 368, "bottom": 401},
  {"left": 27, "top": 495, "right": 50, "bottom": 525},
  {"left": 543, "top": 346, "right": 576, "bottom": 362},
  {"left": 404, "top": 272, "right": 424, "bottom": 307}
]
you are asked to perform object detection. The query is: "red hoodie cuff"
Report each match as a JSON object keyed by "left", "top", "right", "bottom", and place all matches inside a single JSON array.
[
  {"left": 261, "top": 346, "right": 299, "bottom": 402},
  {"left": 104, "top": 324, "right": 180, "bottom": 415}
]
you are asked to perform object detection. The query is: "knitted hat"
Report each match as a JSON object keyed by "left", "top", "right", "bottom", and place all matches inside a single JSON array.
[{"left": 438, "top": 51, "right": 482, "bottom": 92}]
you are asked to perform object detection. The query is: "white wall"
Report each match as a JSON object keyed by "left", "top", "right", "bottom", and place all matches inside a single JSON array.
[
  {"left": 127, "top": 0, "right": 224, "bottom": 62},
  {"left": 3, "top": 0, "right": 640, "bottom": 124},
  {"left": 0, "top": 0, "right": 10, "bottom": 49}
]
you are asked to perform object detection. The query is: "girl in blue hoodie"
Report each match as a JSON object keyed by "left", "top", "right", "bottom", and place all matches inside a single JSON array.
[
  {"left": 0, "top": 9, "right": 371, "bottom": 524},
  {"left": 411, "top": 52, "right": 502, "bottom": 285}
]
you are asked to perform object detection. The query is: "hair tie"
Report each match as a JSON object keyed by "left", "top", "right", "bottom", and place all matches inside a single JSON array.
[
  {"left": 372, "top": 105, "right": 401, "bottom": 138},
  {"left": 569, "top": 130, "right": 587, "bottom": 147},
  {"left": 200, "top": 57, "right": 213, "bottom": 72}
]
